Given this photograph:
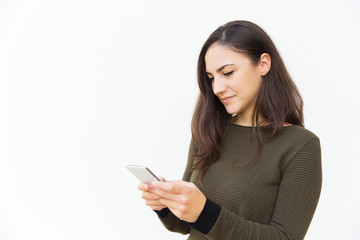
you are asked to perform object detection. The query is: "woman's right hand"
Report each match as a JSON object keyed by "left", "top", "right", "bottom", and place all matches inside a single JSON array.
[{"left": 138, "top": 176, "right": 167, "bottom": 211}]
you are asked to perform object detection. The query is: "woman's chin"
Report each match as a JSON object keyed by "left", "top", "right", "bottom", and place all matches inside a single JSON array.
[{"left": 224, "top": 106, "right": 240, "bottom": 116}]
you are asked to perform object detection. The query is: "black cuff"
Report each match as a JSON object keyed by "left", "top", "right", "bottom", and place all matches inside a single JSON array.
[
  {"left": 154, "top": 207, "right": 170, "bottom": 219},
  {"left": 189, "top": 197, "right": 221, "bottom": 234}
]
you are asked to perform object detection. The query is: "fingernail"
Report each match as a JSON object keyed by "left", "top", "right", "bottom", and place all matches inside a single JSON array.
[{"left": 145, "top": 185, "right": 149, "bottom": 190}]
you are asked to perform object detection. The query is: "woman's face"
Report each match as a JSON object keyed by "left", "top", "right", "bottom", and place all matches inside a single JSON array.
[{"left": 205, "top": 43, "right": 267, "bottom": 121}]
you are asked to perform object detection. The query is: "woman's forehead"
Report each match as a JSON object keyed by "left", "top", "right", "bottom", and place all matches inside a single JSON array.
[{"left": 205, "top": 44, "right": 247, "bottom": 73}]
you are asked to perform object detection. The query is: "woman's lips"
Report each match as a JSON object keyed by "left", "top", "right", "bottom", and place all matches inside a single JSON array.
[{"left": 221, "top": 96, "right": 234, "bottom": 103}]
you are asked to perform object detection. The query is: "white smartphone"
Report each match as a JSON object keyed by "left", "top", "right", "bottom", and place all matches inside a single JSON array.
[{"left": 126, "top": 164, "right": 163, "bottom": 185}]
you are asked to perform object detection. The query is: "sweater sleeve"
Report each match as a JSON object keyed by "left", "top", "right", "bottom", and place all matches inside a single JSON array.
[
  {"left": 192, "top": 136, "right": 322, "bottom": 240},
  {"left": 153, "top": 137, "right": 197, "bottom": 234}
]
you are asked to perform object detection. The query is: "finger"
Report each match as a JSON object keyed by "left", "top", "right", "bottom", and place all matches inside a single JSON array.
[
  {"left": 145, "top": 199, "right": 164, "bottom": 206},
  {"left": 152, "top": 180, "right": 187, "bottom": 194},
  {"left": 142, "top": 191, "right": 162, "bottom": 200},
  {"left": 150, "top": 185, "right": 180, "bottom": 201},
  {"left": 138, "top": 182, "right": 150, "bottom": 191},
  {"left": 146, "top": 202, "right": 167, "bottom": 210},
  {"left": 158, "top": 176, "right": 166, "bottom": 182},
  {"left": 165, "top": 180, "right": 185, "bottom": 184},
  {"left": 151, "top": 205, "right": 167, "bottom": 211},
  {"left": 158, "top": 198, "right": 182, "bottom": 212}
]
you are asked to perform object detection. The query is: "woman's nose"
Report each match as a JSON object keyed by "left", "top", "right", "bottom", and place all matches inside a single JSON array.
[{"left": 212, "top": 77, "right": 227, "bottom": 95}]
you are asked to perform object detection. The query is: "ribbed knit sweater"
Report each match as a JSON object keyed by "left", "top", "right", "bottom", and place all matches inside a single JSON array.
[{"left": 155, "top": 123, "right": 322, "bottom": 240}]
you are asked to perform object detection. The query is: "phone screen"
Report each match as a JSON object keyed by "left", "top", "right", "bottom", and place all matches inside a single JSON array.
[{"left": 126, "top": 165, "right": 160, "bottom": 185}]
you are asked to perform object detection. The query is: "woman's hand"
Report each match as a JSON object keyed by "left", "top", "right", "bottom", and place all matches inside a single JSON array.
[
  {"left": 149, "top": 180, "right": 206, "bottom": 223},
  {"left": 138, "top": 177, "right": 167, "bottom": 211}
]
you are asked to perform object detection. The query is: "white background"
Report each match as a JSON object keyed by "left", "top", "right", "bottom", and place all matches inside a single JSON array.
[{"left": 1, "top": 0, "right": 359, "bottom": 239}]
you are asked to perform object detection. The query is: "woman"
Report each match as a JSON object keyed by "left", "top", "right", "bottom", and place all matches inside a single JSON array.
[{"left": 138, "top": 20, "right": 322, "bottom": 240}]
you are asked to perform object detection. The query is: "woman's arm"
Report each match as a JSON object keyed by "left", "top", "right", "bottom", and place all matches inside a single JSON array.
[
  {"left": 153, "top": 137, "right": 322, "bottom": 240},
  {"left": 152, "top": 137, "right": 197, "bottom": 234}
]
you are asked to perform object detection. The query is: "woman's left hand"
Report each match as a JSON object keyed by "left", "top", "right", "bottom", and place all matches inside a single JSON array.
[{"left": 149, "top": 180, "right": 206, "bottom": 223}]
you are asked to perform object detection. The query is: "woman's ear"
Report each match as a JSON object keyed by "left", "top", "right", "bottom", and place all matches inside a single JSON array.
[{"left": 259, "top": 53, "right": 271, "bottom": 77}]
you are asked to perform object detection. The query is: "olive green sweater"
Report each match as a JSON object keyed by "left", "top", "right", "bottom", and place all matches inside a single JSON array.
[{"left": 155, "top": 123, "right": 322, "bottom": 240}]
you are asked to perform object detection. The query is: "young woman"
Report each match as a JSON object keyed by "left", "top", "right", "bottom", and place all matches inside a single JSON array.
[{"left": 138, "top": 20, "right": 322, "bottom": 240}]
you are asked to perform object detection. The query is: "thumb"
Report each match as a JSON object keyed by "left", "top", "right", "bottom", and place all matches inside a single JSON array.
[
  {"left": 158, "top": 176, "right": 166, "bottom": 182},
  {"left": 165, "top": 180, "right": 184, "bottom": 184}
]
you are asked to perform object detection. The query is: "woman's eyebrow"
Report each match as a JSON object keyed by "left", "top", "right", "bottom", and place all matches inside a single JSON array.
[{"left": 206, "top": 64, "right": 235, "bottom": 74}]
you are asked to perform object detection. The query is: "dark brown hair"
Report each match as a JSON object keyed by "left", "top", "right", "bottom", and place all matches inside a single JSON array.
[{"left": 191, "top": 20, "right": 304, "bottom": 188}]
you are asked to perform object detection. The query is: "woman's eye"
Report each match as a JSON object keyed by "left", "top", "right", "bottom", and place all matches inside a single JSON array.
[
  {"left": 224, "top": 70, "right": 233, "bottom": 76},
  {"left": 206, "top": 71, "right": 232, "bottom": 81}
]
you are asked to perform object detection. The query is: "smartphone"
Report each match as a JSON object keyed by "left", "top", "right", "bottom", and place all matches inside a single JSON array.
[{"left": 126, "top": 164, "right": 162, "bottom": 185}]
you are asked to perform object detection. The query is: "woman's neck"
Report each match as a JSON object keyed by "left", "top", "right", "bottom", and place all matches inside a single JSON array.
[
  {"left": 231, "top": 112, "right": 260, "bottom": 127},
  {"left": 231, "top": 113, "right": 293, "bottom": 127}
]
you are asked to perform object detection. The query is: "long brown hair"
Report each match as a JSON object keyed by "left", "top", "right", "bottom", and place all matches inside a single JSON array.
[{"left": 191, "top": 20, "right": 304, "bottom": 188}]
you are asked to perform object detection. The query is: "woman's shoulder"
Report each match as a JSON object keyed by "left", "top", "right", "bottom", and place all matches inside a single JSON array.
[
  {"left": 272, "top": 125, "right": 321, "bottom": 175},
  {"left": 279, "top": 124, "right": 319, "bottom": 141},
  {"left": 269, "top": 124, "right": 321, "bottom": 156},
  {"left": 229, "top": 122, "right": 319, "bottom": 142}
]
